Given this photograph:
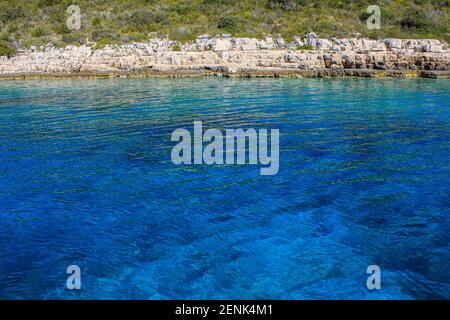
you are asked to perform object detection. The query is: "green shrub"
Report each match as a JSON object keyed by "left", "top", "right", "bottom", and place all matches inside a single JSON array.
[
  {"left": 31, "top": 26, "right": 47, "bottom": 38},
  {"left": 172, "top": 44, "right": 182, "bottom": 51},
  {"left": 92, "top": 17, "right": 101, "bottom": 27},
  {"left": 7, "top": 23, "right": 19, "bottom": 34},
  {"left": 0, "top": 6, "right": 25, "bottom": 21},
  {"left": 48, "top": 8, "right": 65, "bottom": 24},
  {"left": 217, "top": 16, "right": 244, "bottom": 32},
  {"left": 359, "top": 11, "right": 371, "bottom": 22},
  {"left": 297, "top": 44, "right": 314, "bottom": 50},
  {"left": 22, "top": 40, "right": 32, "bottom": 49},
  {"left": 399, "top": 9, "right": 431, "bottom": 29},
  {"left": 53, "top": 23, "right": 70, "bottom": 35},
  {"left": 0, "top": 32, "right": 10, "bottom": 42},
  {"left": 126, "top": 32, "right": 148, "bottom": 42},
  {"left": 171, "top": 2, "right": 190, "bottom": 15},
  {"left": 129, "top": 10, "right": 167, "bottom": 29},
  {"left": 94, "top": 38, "right": 111, "bottom": 50},
  {"left": 0, "top": 40, "right": 17, "bottom": 57},
  {"left": 171, "top": 27, "right": 196, "bottom": 42},
  {"left": 380, "top": 7, "right": 397, "bottom": 24}
]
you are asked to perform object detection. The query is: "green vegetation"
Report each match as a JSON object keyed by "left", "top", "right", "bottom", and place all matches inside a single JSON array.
[
  {"left": 172, "top": 44, "right": 182, "bottom": 51},
  {"left": 94, "top": 38, "right": 112, "bottom": 50},
  {"left": 0, "top": 40, "right": 17, "bottom": 57},
  {"left": 217, "top": 16, "right": 245, "bottom": 33},
  {"left": 297, "top": 44, "right": 315, "bottom": 50},
  {"left": 0, "top": 0, "right": 448, "bottom": 55}
]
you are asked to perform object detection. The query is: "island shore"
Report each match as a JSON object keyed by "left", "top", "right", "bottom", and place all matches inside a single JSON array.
[
  {"left": 1, "top": 34, "right": 449, "bottom": 80},
  {"left": 1, "top": 68, "right": 449, "bottom": 80}
]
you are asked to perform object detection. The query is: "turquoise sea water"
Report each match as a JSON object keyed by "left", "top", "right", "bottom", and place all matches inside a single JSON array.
[{"left": 0, "top": 78, "right": 449, "bottom": 299}]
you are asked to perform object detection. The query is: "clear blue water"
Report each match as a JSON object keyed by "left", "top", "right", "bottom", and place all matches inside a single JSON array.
[{"left": 0, "top": 78, "right": 449, "bottom": 300}]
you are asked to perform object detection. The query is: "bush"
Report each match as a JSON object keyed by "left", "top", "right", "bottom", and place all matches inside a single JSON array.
[
  {"left": 172, "top": 44, "right": 182, "bottom": 51},
  {"left": 0, "top": 40, "right": 17, "bottom": 57},
  {"left": 297, "top": 44, "right": 314, "bottom": 50},
  {"left": 381, "top": 7, "right": 397, "bottom": 24},
  {"left": 129, "top": 10, "right": 167, "bottom": 29},
  {"left": 359, "top": 11, "right": 371, "bottom": 22},
  {"left": 399, "top": 9, "right": 431, "bottom": 29},
  {"left": 0, "top": 6, "right": 25, "bottom": 21},
  {"left": 171, "top": 2, "right": 190, "bottom": 15},
  {"left": 31, "top": 26, "right": 47, "bottom": 38},
  {"left": 217, "top": 16, "right": 244, "bottom": 32},
  {"left": 92, "top": 17, "right": 101, "bottom": 27},
  {"left": 94, "top": 38, "right": 111, "bottom": 50},
  {"left": 126, "top": 32, "right": 148, "bottom": 42},
  {"left": 0, "top": 32, "right": 10, "bottom": 42},
  {"left": 53, "top": 23, "right": 70, "bottom": 35}
]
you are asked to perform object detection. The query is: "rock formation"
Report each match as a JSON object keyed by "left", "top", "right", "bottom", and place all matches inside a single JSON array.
[{"left": 1, "top": 33, "right": 449, "bottom": 78}]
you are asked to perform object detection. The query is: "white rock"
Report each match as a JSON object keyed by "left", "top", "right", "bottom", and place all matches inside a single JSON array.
[
  {"left": 385, "top": 39, "right": 402, "bottom": 51},
  {"left": 275, "top": 35, "right": 286, "bottom": 48},
  {"left": 212, "top": 38, "right": 232, "bottom": 51}
]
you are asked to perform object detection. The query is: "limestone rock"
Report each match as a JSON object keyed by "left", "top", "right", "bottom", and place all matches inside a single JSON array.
[
  {"left": 1, "top": 35, "right": 449, "bottom": 76},
  {"left": 275, "top": 34, "right": 287, "bottom": 49},
  {"left": 212, "top": 38, "right": 232, "bottom": 52},
  {"left": 304, "top": 32, "right": 320, "bottom": 47}
]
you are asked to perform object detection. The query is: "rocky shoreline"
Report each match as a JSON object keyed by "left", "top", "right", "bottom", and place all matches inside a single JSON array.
[{"left": 1, "top": 33, "right": 449, "bottom": 79}]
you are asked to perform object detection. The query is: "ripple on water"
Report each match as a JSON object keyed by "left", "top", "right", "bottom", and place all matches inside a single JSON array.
[{"left": 0, "top": 78, "right": 449, "bottom": 299}]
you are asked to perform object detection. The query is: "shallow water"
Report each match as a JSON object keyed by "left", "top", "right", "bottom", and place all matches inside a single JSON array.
[{"left": 0, "top": 77, "right": 449, "bottom": 299}]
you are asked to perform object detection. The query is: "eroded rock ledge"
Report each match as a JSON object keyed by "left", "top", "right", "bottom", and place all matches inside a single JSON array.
[{"left": 1, "top": 33, "right": 449, "bottom": 79}]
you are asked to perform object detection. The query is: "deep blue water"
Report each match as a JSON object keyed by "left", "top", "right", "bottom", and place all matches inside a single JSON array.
[{"left": 0, "top": 78, "right": 449, "bottom": 299}]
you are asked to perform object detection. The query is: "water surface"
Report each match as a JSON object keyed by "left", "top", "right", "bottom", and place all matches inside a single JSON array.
[{"left": 0, "top": 78, "right": 449, "bottom": 299}]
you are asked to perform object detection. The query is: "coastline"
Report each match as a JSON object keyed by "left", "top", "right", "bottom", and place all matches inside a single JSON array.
[
  {"left": 1, "top": 68, "right": 450, "bottom": 80},
  {"left": 1, "top": 34, "right": 449, "bottom": 80}
]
